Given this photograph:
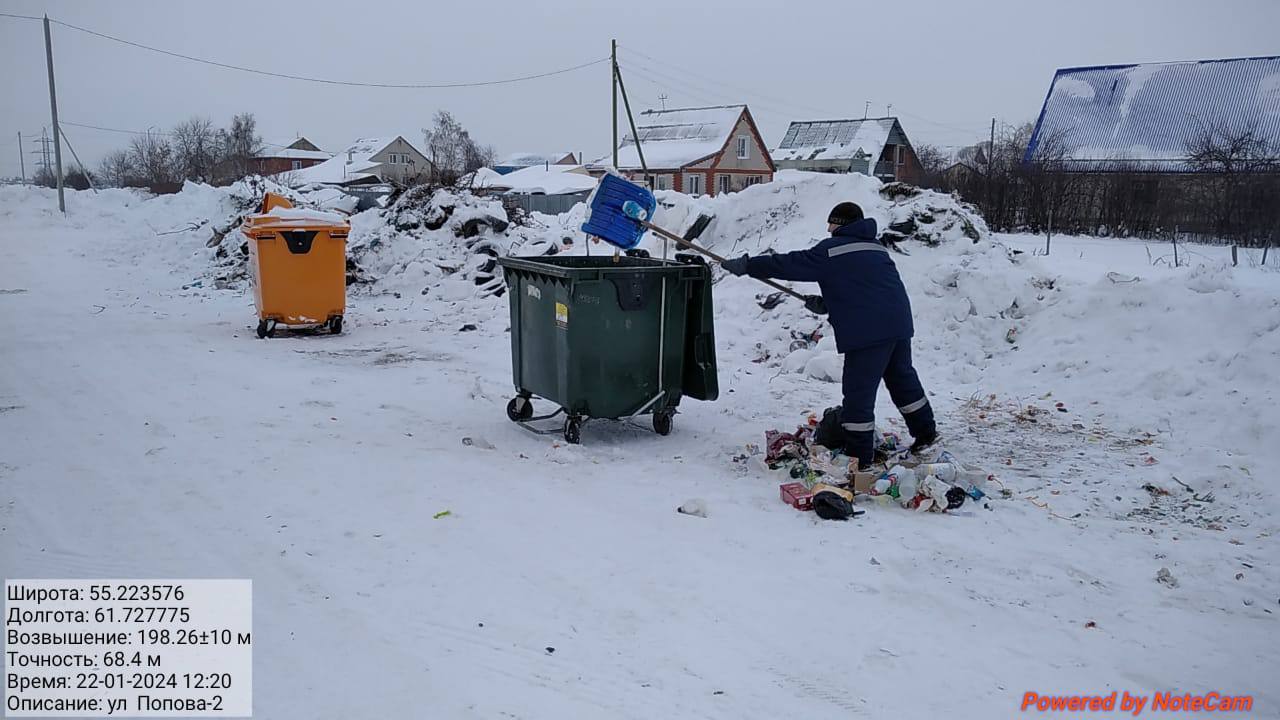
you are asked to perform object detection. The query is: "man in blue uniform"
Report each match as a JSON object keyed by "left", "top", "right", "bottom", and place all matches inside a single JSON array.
[{"left": 721, "top": 201, "right": 936, "bottom": 468}]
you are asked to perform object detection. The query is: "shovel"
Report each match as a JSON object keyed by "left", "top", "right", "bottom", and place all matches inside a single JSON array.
[{"left": 623, "top": 204, "right": 806, "bottom": 301}]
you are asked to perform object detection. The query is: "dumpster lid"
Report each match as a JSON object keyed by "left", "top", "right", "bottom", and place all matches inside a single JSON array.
[{"left": 244, "top": 206, "right": 350, "bottom": 231}]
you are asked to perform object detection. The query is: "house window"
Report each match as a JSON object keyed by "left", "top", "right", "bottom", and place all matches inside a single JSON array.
[
  {"left": 656, "top": 175, "right": 670, "bottom": 191},
  {"left": 736, "top": 136, "right": 749, "bottom": 159},
  {"left": 684, "top": 173, "right": 703, "bottom": 195},
  {"left": 718, "top": 174, "right": 731, "bottom": 194},
  {"left": 896, "top": 146, "right": 905, "bottom": 166},
  {"left": 744, "top": 175, "right": 762, "bottom": 187},
  {"left": 291, "top": 160, "right": 302, "bottom": 171}
]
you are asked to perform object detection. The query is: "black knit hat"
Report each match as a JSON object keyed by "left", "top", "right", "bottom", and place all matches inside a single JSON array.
[{"left": 827, "top": 202, "right": 864, "bottom": 227}]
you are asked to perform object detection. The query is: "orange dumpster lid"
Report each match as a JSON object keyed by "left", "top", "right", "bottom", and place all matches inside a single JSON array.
[{"left": 242, "top": 206, "right": 350, "bottom": 232}]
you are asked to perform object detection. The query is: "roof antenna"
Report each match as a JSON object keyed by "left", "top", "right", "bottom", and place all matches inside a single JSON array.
[
  {"left": 886, "top": 103, "right": 893, "bottom": 117},
  {"left": 864, "top": 101, "right": 870, "bottom": 120},
  {"left": 659, "top": 93, "right": 669, "bottom": 111}
]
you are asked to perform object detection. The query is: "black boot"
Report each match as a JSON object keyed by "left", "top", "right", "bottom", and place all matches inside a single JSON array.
[{"left": 908, "top": 429, "right": 939, "bottom": 455}]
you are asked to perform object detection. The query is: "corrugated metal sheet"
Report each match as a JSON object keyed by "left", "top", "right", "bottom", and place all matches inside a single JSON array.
[{"left": 1025, "top": 56, "right": 1280, "bottom": 171}]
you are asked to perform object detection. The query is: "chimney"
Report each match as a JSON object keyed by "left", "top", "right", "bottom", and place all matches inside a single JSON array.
[{"left": 347, "top": 149, "right": 353, "bottom": 163}]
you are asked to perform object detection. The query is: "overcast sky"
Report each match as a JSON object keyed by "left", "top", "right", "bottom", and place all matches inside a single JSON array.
[{"left": 2, "top": 0, "right": 1278, "bottom": 178}]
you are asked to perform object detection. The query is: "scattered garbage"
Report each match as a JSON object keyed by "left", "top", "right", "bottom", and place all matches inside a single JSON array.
[
  {"left": 763, "top": 419, "right": 993, "bottom": 515},
  {"left": 433, "top": 510, "right": 451, "bottom": 520},
  {"left": 1156, "top": 567, "right": 1180, "bottom": 588}
]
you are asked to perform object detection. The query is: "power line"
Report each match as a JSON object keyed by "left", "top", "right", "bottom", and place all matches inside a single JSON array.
[
  {"left": 61, "top": 120, "right": 177, "bottom": 137},
  {"left": 60, "top": 120, "right": 295, "bottom": 149},
  {"left": 620, "top": 45, "right": 851, "bottom": 119},
  {"left": 622, "top": 44, "right": 986, "bottom": 139},
  {"left": 42, "top": 17, "right": 608, "bottom": 89},
  {"left": 0, "top": 12, "right": 41, "bottom": 21},
  {"left": 620, "top": 60, "right": 807, "bottom": 121}
]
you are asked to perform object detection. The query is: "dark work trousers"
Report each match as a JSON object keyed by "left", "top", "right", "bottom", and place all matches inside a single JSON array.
[{"left": 839, "top": 338, "right": 936, "bottom": 466}]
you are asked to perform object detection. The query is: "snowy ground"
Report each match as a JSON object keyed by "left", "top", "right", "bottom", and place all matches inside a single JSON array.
[{"left": 2, "top": 178, "right": 1278, "bottom": 718}]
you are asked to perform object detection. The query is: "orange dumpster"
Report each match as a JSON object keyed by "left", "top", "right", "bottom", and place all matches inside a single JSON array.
[{"left": 241, "top": 193, "right": 349, "bottom": 338}]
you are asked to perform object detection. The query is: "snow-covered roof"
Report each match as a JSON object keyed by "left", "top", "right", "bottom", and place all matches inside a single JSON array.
[
  {"left": 255, "top": 148, "right": 333, "bottom": 161},
  {"left": 593, "top": 105, "right": 746, "bottom": 170},
  {"left": 772, "top": 118, "right": 896, "bottom": 162},
  {"left": 499, "top": 164, "right": 597, "bottom": 195},
  {"left": 462, "top": 166, "right": 510, "bottom": 191},
  {"left": 495, "top": 152, "right": 576, "bottom": 168},
  {"left": 1026, "top": 56, "right": 1280, "bottom": 171},
  {"left": 274, "top": 137, "right": 400, "bottom": 186}
]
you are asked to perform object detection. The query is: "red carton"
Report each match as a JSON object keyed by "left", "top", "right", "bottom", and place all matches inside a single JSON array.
[{"left": 779, "top": 482, "right": 813, "bottom": 511}]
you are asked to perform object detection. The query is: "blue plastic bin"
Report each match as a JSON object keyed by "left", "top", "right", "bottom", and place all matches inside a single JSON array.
[{"left": 580, "top": 174, "right": 656, "bottom": 250}]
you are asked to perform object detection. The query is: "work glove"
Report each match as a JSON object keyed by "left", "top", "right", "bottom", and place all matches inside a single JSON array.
[
  {"left": 720, "top": 255, "right": 750, "bottom": 276},
  {"left": 803, "top": 294, "right": 828, "bottom": 315}
]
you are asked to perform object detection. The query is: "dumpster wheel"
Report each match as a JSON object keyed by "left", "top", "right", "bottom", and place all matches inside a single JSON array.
[
  {"left": 506, "top": 396, "right": 534, "bottom": 422},
  {"left": 256, "top": 319, "right": 276, "bottom": 339},
  {"left": 653, "top": 410, "right": 674, "bottom": 436},
  {"left": 563, "top": 416, "right": 583, "bottom": 445},
  {"left": 328, "top": 315, "right": 344, "bottom": 335}
]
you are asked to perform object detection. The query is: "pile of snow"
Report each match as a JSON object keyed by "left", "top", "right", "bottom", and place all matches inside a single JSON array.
[{"left": 345, "top": 185, "right": 560, "bottom": 300}]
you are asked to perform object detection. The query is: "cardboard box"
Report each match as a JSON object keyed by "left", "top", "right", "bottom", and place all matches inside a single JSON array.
[
  {"left": 851, "top": 471, "right": 879, "bottom": 494},
  {"left": 779, "top": 482, "right": 813, "bottom": 511}
]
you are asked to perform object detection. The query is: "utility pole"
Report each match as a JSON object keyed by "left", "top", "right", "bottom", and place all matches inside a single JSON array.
[
  {"left": 17, "top": 132, "right": 25, "bottom": 183},
  {"left": 864, "top": 101, "right": 870, "bottom": 120},
  {"left": 611, "top": 39, "right": 618, "bottom": 169},
  {"left": 658, "top": 93, "right": 669, "bottom": 111},
  {"left": 989, "top": 118, "right": 996, "bottom": 174},
  {"left": 44, "top": 15, "right": 65, "bottom": 212},
  {"left": 987, "top": 117, "right": 996, "bottom": 218}
]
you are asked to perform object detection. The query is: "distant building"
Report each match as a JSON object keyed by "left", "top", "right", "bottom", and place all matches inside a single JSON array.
[
  {"left": 250, "top": 137, "right": 331, "bottom": 176},
  {"left": 941, "top": 143, "right": 988, "bottom": 186},
  {"left": 1024, "top": 55, "right": 1280, "bottom": 171},
  {"left": 276, "top": 136, "right": 433, "bottom": 187},
  {"left": 493, "top": 152, "right": 579, "bottom": 175},
  {"left": 772, "top": 117, "right": 921, "bottom": 183},
  {"left": 590, "top": 104, "right": 775, "bottom": 196}
]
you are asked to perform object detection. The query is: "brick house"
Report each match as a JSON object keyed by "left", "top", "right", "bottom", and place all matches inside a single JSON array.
[
  {"left": 591, "top": 104, "right": 775, "bottom": 195},
  {"left": 772, "top": 117, "right": 922, "bottom": 184},
  {"left": 249, "top": 137, "right": 332, "bottom": 176}
]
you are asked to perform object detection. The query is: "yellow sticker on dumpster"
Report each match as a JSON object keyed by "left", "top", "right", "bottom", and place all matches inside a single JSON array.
[{"left": 555, "top": 302, "right": 569, "bottom": 328}]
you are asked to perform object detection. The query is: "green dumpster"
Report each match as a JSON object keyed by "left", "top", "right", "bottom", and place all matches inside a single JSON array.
[{"left": 497, "top": 253, "right": 719, "bottom": 444}]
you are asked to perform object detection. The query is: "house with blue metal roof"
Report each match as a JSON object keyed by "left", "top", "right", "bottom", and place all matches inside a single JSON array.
[{"left": 1024, "top": 56, "right": 1280, "bottom": 172}]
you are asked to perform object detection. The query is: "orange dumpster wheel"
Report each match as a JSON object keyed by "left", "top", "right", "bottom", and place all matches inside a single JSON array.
[
  {"left": 256, "top": 319, "right": 276, "bottom": 339},
  {"left": 328, "top": 316, "right": 344, "bottom": 335}
]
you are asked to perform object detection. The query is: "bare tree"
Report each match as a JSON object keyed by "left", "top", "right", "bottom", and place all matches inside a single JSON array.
[
  {"left": 98, "top": 149, "right": 135, "bottom": 187},
  {"left": 172, "top": 116, "right": 219, "bottom": 182},
  {"left": 216, "top": 112, "right": 264, "bottom": 182},
  {"left": 913, "top": 143, "right": 948, "bottom": 188},
  {"left": 423, "top": 110, "right": 493, "bottom": 186},
  {"left": 1184, "top": 118, "right": 1278, "bottom": 241},
  {"left": 128, "top": 132, "right": 177, "bottom": 186}
]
